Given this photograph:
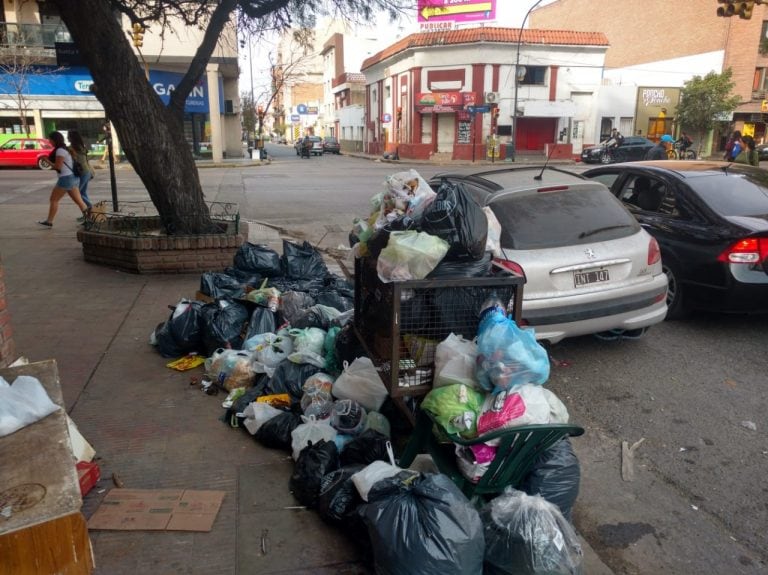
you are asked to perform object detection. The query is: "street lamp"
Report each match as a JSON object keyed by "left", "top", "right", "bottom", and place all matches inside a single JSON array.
[{"left": 510, "top": 0, "right": 545, "bottom": 162}]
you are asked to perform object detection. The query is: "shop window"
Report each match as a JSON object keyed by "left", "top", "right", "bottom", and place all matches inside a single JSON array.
[{"left": 520, "top": 66, "right": 546, "bottom": 86}]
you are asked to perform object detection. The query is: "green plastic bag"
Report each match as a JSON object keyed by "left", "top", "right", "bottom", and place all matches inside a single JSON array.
[
  {"left": 376, "top": 230, "right": 449, "bottom": 283},
  {"left": 421, "top": 384, "right": 485, "bottom": 439}
]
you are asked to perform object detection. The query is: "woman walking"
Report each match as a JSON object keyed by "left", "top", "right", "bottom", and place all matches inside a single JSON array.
[
  {"left": 38, "top": 131, "right": 89, "bottom": 228},
  {"left": 68, "top": 130, "right": 94, "bottom": 219}
]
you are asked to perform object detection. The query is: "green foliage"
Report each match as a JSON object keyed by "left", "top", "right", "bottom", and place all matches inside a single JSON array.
[
  {"left": 676, "top": 68, "right": 741, "bottom": 134},
  {"left": 241, "top": 92, "right": 257, "bottom": 136}
]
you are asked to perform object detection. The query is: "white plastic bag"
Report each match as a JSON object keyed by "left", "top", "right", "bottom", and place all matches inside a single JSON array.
[
  {"left": 351, "top": 441, "right": 407, "bottom": 501},
  {"left": 288, "top": 327, "right": 327, "bottom": 367},
  {"left": 332, "top": 357, "right": 388, "bottom": 412},
  {"left": 483, "top": 206, "right": 503, "bottom": 258},
  {"left": 376, "top": 230, "right": 449, "bottom": 283},
  {"left": 434, "top": 333, "right": 480, "bottom": 389},
  {"left": 290, "top": 415, "right": 338, "bottom": 461},
  {"left": 206, "top": 349, "right": 257, "bottom": 391},
  {"left": 0, "top": 375, "right": 60, "bottom": 437},
  {"left": 242, "top": 402, "right": 283, "bottom": 435},
  {"left": 250, "top": 333, "right": 293, "bottom": 367},
  {"left": 477, "top": 383, "right": 553, "bottom": 435}
]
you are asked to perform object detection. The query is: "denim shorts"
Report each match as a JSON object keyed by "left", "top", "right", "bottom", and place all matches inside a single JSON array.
[{"left": 56, "top": 175, "right": 76, "bottom": 190}]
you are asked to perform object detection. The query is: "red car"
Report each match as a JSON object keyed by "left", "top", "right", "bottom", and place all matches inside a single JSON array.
[{"left": 0, "top": 138, "right": 54, "bottom": 169}]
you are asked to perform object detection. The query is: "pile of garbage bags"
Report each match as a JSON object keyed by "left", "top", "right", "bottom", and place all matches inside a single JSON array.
[{"left": 146, "top": 172, "right": 584, "bottom": 574}]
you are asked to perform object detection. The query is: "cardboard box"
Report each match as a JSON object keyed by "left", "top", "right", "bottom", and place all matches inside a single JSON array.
[
  {"left": 87, "top": 488, "right": 225, "bottom": 532},
  {"left": 76, "top": 461, "right": 100, "bottom": 496}
]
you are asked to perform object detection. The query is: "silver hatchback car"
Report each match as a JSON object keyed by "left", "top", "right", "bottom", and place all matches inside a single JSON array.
[{"left": 429, "top": 167, "right": 668, "bottom": 343}]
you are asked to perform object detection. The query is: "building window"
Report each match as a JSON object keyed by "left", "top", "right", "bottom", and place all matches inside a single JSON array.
[
  {"left": 521, "top": 66, "right": 546, "bottom": 86},
  {"left": 760, "top": 21, "right": 768, "bottom": 54},
  {"left": 754, "top": 68, "right": 768, "bottom": 92}
]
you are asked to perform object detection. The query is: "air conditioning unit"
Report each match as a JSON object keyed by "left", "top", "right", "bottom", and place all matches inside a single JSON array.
[{"left": 484, "top": 91, "right": 500, "bottom": 104}]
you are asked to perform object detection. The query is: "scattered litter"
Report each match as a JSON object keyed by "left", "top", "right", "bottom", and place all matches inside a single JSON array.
[
  {"left": 1, "top": 506, "right": 12, "bottom": 518},
  {"left": 166, "top": 354, "right": 206, "bottom": 371},
  {"left": 261, "top": 528, "right": 269, "bottom": 555},
  {"left": 724, "top": 379, "right": 737, "bottom": 388},
  {"left": 691, "top": 505, "right": 698, "bottom": 511},
  {"left": 741, "top": 421, "right": 757, "bottom": 431},
  {"left": 621, "top": 438, "right": 645, "bottom": 482},
  {"left": 111, "top": 472, "right": 124, "bottom": 488},
  {"left": 679, "top": 447, "right": 687, "bottom": 452},
  {"left": 283, "top": 506, "right": 307, "bottom": 510},
  {"left": 8, "top": 356, "right": 29, "bottom": 367}
]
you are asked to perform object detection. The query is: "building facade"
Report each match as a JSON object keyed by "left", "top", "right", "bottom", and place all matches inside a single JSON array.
[
  {"left": 360, "top": 27, "right": 609, "bottom": 161},
  {"left": 0, "top": 0, "right": 241, "bottom": 160}
]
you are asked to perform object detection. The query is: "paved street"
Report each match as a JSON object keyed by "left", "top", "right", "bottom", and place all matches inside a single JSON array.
[{"left": 1, "top": 148, "right": 766, "bottom": 574}]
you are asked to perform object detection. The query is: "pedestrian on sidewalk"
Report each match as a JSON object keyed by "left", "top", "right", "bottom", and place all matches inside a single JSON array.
[
  {"left": 68, "top": 130, "right": 94, "bottom": 218},
  {"left": 38, "top": 131, "right": 89, "bottom": 228}
]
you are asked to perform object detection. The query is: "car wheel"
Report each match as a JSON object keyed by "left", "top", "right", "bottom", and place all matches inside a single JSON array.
[
  {"left": 37, "top": 157, "right": 52, "bottom": 170},
  {"left": 662, "top": 260, "right": 689, "bottom": 320},
  {"left": 599, "top": 152, "right": 611, "bottom": 164}
]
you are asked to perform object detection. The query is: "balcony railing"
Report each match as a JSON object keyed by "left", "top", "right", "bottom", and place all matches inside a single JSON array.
[{"left": 0, "top": 22, "right": 72, "bottom": 49}]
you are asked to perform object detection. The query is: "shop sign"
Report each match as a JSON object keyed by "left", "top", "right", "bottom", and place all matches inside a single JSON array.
[
  {"left": 307, "top": 106, "right": 319, "bottom": 115},
  {"left": 417, "top": 0, "right": 496, "bottom": 26},
  {"left": 416, "top": 91, "right": 476, "bottom": 111},
  {"left": 291, "top": 114, "right": 300, "bottom": 122}
]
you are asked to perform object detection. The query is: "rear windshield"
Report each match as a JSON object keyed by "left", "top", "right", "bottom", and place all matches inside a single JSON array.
[
  {"left": 691, "top": 172, "right": 768, "bottom": 217},
  {"left": 489, "top": 187, "right": 640, "bottom": 249}
]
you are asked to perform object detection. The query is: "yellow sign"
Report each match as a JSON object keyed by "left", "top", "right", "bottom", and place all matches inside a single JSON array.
[
  {"left": 743, "top": 123, "right": 755, "bottom": 137},
  {"left": 421, "top": 2, "right": 493, "bottom": 19},
  {"left": 761, "top": 100, "right": 768, "bottom": 112}
]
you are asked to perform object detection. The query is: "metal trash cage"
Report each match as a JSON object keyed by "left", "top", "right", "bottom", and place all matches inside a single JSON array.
[{"left": 353, "top": 256, "right": 524, "bottom": 398}]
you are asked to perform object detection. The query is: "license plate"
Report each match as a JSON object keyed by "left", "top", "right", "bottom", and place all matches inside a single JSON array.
[{"left": 574, "top": 269, "right": 610, "bottom": 287}]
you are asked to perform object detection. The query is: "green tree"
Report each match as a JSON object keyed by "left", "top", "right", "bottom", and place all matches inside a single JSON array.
[
  {"left": 676, "top": 69, "right": 741, "bottom": 156},
  {"left": 50, "top": 0, "right": 407, "bottom": 234}
]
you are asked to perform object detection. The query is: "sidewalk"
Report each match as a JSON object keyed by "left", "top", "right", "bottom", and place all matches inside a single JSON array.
[{"left": 0, "top": 173, "right": 612, "bottom": 574}]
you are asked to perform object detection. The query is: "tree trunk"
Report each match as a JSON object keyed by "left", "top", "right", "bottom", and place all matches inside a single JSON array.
[{"left": 52, "top": 0, "right": 213, "bottom": 235}]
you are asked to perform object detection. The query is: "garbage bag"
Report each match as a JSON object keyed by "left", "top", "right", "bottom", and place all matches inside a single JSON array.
[
  {"left": 280, "top": 291, "right": 316, "bottom": 325},
  {"left": 363, "top": 411, "right": 391, "bottom": 438},
  {"left": 420, "top": 179, "right": 488, "bottom": 261},
  {"left": 339, "top": 429, "right": 390, "bottom": 466},
  {"left": 266, "top": 361, "right": 321, "bottom": 400},
  {"left": 332, "top": 357, "right": 389, "bottom": 413},
  {"left": 302, "top": 372, "right": 335, "bottom": 397},
  {"left": 323, "top": 327, "right": 342, "bottom": 376},
  {"left": 301, "top": 397, "right": 334, "bottom": 420},
  {"left": 233, "top": 242, "right": 282, "bottom": 277},
  {"left": 377, "top": 230, "right": 449, "bottom": 283},
  {"left": 520, "top": 438, "right": 581, "bottom": 523},
  {"left": 199, "top": 272, "right": 245, "bottom": 299},
  {"left": 153, "top": 299, "right": 206, "bottom": 358},
  {"left": 248, "top": 333, "right": 293, "bottom": 368},
  {"left": 291, "top": 415, "right": 338, "bottom": 461},
  {"left": 291, "top": 305, "right": 342, "bottom": 330},
  {"left": 282, "top": 240, "right": 329, "bottom": 279},
  {"left": 360, "top": 472, "right": 485, "bottom": 575},
  {"left": 206, "top": 349, "right": 257, "bottom": 391},
  {"left": 243, "top": 306, "right": 277, "bottom": 342},
  {"left": 315, "top": 289, "right": 354, "bottom": 312},
  {"left": 477, "top": 384, "right": 553, "bottom": 435},
  {"left": 0, "top": 375, "right": 60, "bottom": 437},
  {"left": 427, "top": 251, "right": 492, "bottom": 278},
  {"left": 475, "top": 306, "right": 550, "bottom": 393},
  {"left": 288, "top": 327, "right": 327, "bottom": 367},
  {"left": 223, "top": 266, "right": 263, "bottom": 287},
  {"left": 223, "top": 376, "right": 271, "bottom": 427},
  {"left": 289, "top": 439, "right": 339, "bottom": 508},
  {"left": 481, "top": 488, "right": 583, "bottom": 575},
  {"left": 254, "top": 411, "right": 302, "bottom": 450},
  {"left": 330, "top": 399, "right": 367, "bottom": 436},
  {"left": 245, "top": 285, "right": 280, "bottom": 313},
  {"left": 242, "top": 401, "right": 284, "bottom": 435},
  {"left": 317, "top": 464, "right": 365, "bottom": 526},
  {"left": 434, "top": 333, "right": 480, "bottom": 389},
  {"left": 421, "top": 384, "right": 485, "bottom": 439},
  {"left": 200, "top": 299, "right": 250, "bottom": 355}
]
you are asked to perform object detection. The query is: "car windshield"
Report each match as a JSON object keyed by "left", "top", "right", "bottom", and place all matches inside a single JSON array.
[
  {"left": 489, "top": 187, "right": 640, "bottom": 249},
  {"left": 691, "top": 172, "right": 768, "bottom": 217}
]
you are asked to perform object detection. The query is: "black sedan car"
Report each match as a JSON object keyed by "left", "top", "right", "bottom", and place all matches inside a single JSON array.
[
  {"left": 756, "top": 143, "right": 768, "bottom": 162},
  {"left": 581, "top": 136, "right": 655, "bottom": 164},
  {"left": 583, "top": 161, "right": 768, "bottom": 319},
  {"left": 323, "top": 137, "right": 341, "bottom": 154}
]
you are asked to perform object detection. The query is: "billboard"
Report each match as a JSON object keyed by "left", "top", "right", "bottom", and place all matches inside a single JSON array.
[{"left": 417, "top": 0, "right": 496, "bottom": 30}]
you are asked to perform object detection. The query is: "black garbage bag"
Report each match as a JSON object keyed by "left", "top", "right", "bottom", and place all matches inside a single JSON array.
[
  {"left": 289, "top": 439, "right": 340, "bottom": 508},
  {"left": 315, "top": 289, "right": 354, "bottom": 312},
  {"left": 317, "top": 464, "right": 365, "bottom": 526},
  {"left": 420, "top": 179, "right": 488, "bottom": 261},
  {"left": 366, "top": 227, "right": 391, "bottom": 260},
  {"left": 221, "top": 374, "right": 274, "bottom": 427},
  {"left": 153, "top": 299, "right": 207, "bottom": 358},
  {"left": 266, "top": 276, "right": 327, "bottom": 295},
  {"left": 340, "top": 430, "right": 390, "bottom": 466},
  {"left": 223, "top": 266, "right": 263, "bottom": 287},
  {"left": 200, "top": 299, "right": 250, "bottom": 355},
  {"left": 428, "top": 251, "right": 492, "bottom": 279},
  {"left": 282, "top": 240, "right": 329, "bottom": 280},
  {"left": 291, "top": 305, "right": 341, "bottom": 330},
  {"left": 281, "top": 291, "right": 316, "bottom": 325},
  {"left": 233, "top": 242, "right": 282, "bottom": 277},
  {"left": 199, "top": 272, "right": 245, "bottom": 299},
  {"left": 334, "top": 322, "right": 365, "bottom": 367},
  {"left": 520, "top": 438, "right": 581, "bottom": 523},
  {"left": 481, "top": 489, "right": 583, "bottom": 575},
  {"left": 360, "top": 472, "right": 485, "bottom": 575},
  {"left": 254, "top": 411, "right": 302, "bottom": 450},
  {"left": 265, "top": 361, "right": 321, "bottom": 400},
  {"left": 243, "top": 306, "right": 277, "bottom": 341}
]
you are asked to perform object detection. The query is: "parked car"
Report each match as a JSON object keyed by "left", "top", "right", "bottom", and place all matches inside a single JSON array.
[
  {"left": 583, "top": 160, "right": 768, "bottom": 319},
  {"left": 426, "top": 167, "right": 668, "bottom": 343},
  {"left": 307, "top": 136, "right": 324, "bottom": 156},
  {"left": 755, "top": 143, "right": 768, "bottom": 161},
  {"left": 323, "top": 137, "right": 341, "bottom": 154},
  {"left": 580, "top": 136, "right": 655, "bottom": 164},
  {"left": 0, "top": 138, "right": 54, "bottom": 169}
]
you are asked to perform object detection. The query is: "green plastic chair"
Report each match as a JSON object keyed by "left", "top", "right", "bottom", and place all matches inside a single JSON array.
[{"left": 398, "top": 409, "right": 584, "bottom": 504}]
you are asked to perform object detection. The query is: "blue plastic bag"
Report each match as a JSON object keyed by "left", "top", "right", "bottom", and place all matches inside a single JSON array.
[{"left": 475, "top": 307, "right": 550, "bottom": 392}]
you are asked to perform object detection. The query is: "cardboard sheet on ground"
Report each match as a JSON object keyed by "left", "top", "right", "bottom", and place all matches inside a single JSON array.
[{"left": 87, "top": 488, "right": 225, "bottom": 532}]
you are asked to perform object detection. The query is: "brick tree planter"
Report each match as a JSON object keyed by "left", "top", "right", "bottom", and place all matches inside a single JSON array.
[
  {"left": 0, "top": 254, "right": 16, "bottom": 367},
  {"left": 76, "top": 215, "right": 248, "bottom": 275}
]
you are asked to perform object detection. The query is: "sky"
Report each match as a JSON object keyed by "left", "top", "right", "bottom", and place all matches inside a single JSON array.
[{"left": 240, "top": 0, "right": 557, "bottom": 100}]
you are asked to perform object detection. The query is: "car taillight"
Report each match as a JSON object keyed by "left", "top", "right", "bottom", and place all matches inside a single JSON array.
[
  {"left": 493, "top": 258, "right": 526, "bottom": 281},
  {"left": 717, "top": 237, "right": 768, "bottom": 264},
  {"left": 648, "top": 237, "right": 661, "bottom": 265}
]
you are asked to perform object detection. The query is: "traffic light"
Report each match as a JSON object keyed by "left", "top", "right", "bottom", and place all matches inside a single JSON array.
[
  {"left": 131, "top": 23, "right": 145, "bottom": 47},
  {"left": 717, "top": 0, "right": 760, "bottom": 18},
  {"left": 257, "top": 105, "right": 264, "bottom": 122}
]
